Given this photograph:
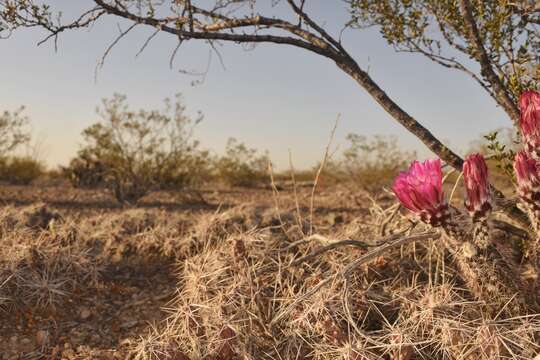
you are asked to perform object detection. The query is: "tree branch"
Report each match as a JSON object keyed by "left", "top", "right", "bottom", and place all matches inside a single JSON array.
[
  {"left": 459, "top": 0, "right": 521, "bottom": 123},
  {"left": 93, "top": 0, "right": 340, "bottom": 60}
]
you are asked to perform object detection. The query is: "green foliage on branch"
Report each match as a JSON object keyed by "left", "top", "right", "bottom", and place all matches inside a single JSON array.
[
  {"left": 347, "top": 0, "right": 539, "bottom": 100},
  {"left": 483, "top": 129, "right": 518, "bottom": 182}
]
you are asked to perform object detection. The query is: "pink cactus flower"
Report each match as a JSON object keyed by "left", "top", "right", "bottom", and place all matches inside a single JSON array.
[
  {"left": 514, "top": 150, "right": 540, "bottom": 198},
  {"left": 393, "top": 159, "right": 448, "bottom": 225},
  {"left": 463, "top": 153, "right": 491, "bottom": 218},
  {"left": 519, "top": 90, "right": 540, "bottom": 158},
  {"left": 519, "top": 90, "right": 540, "bottom": 114}
]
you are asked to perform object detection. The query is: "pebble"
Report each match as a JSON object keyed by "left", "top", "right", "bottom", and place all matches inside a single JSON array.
[
  {"left": 36, "top": 330, "right": 48, "bottom": 346},
  {"left": 79, "top": 307, "right": 92, "bottom": 320},
  {"left": 62, "top": 349, "right": 76, "bottom": 360}
]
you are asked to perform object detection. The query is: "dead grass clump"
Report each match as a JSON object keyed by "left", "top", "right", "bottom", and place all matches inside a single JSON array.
[
  {"left": 0, "top": 228, "right": 102, "bottom": 309},
  {"left": 0, "top": 203, "right": 61, "bottom": 233},
  {"left": 392, "top": 282, "right": 540, "bottom": 359},
  {"left": 131, "top": 198, "right": 540, "bottom": 360},
  {"left": 70, "top": 205, "right": 262, "bottom": 262},
  {"left": 73, "top": 209, "right": 181, "bottom": 260}
]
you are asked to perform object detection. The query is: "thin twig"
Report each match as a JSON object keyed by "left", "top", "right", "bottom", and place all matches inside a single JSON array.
[
  {"left": 288, "top": 149, "right": 305, "bottom": 237},
  {"left": 268, "top": 162, "right": 288, "bottom": 238},
  {"left": 449, "top": 170, "right": 464, "bottom": 205},
  {"left": 290, "top": 239, "right": 371, "bottom": 266},
  {"left": 343, "top": 231, "right": 440, "bottom": 278},
  {"left": 379, "top": 203, "right": 401, "bottom": 236},
  {"left": 95, "top": 22, "right": 137, "bottom": 81},
  {"left": 309, "top": 115, "right": 339, "bottom": 235},
  {"left": 169, "top": 39, "right": 183, "bottom": 70},
  {"left": 135, "top": 28, "right": 160, "bottom": 58}
]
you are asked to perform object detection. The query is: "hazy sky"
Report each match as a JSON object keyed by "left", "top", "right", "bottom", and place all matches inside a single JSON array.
[{"left": 0, "top": 1, "right": 511, "bottom": 169}]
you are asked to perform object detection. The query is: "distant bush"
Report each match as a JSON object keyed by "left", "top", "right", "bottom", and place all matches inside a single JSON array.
[
  {"left": 43, "top": 167, "right": 65, "bottom": 181},
  {"left": 215, "top": 138, "right": 269, "bottom": 187},
  {"left": 66, "top": 93, "right": 208, "bottom": 204},
  {"left": 0, "top": 156, "right": 45, "bottom": 185},
  {"left": 157, "top": 145, "right": 214, "bottom": 190},
  {"left": 0, "top": 107, "right": 30, "bottom": 156},
  {"left": 324, "top": 134, "right": 416, "bottom": 191},
  {"left": 62, "top": 152, "right": 107, "bottom": 188}
]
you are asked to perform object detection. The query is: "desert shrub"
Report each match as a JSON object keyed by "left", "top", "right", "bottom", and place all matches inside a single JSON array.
[
  {"left": 44, "top": 167, "right": 64, "bottom": 180},
  {"left": 157, "top": 143, "right": 214, "bottom": 190},
  {"left": 68, "top": 94, "right": 207, "bottom": 204},
  {"left": 62, "top": 152, "right": 107, "bottom": 188},
  {"left": 325, "top": 134, "right": 416, "bottom": 190},
  {"left": 0, "top": 156, "right": 45, "bottom": 185},
  {"left": 214, "top": 138, "right": 269, "bottom": 187},
  {"left": 0, "top": 107, "right": 30, "bottom": 156}
]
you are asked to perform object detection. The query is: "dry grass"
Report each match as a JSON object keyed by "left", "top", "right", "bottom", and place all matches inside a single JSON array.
[
  {"left": 0, "top": 204, "right": 101, "bottom": 309},
  {"left": 0, "top": 184, "right": 538, "bottom": 359}
]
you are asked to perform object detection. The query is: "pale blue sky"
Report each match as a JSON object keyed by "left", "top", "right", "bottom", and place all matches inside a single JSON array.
[{"left": 0, "top": 1, "right": 511, "bottom": 169}]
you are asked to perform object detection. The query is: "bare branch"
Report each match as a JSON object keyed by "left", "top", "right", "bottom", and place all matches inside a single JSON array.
[
  {"left": 286, "top": 0, "right": 349, "bottom": 55},
  {"left": 169, "top": 39, "right": 183, "bottom": 70},
  {"left": 92, "top": 0, "right": 340, "bottom": 60},
  {"left": 459, "top": 0, "right": 521, "bottom": 123},
  {"left": 135, "top": 28, "right": 160, "bottom": 58},
  {"left": 401, "top": 41, "right": 496, "bottom": 100},
  {"left": 95, "top": 22, "right": 137, "bottom": 81},
  {"left": 290, "top": 239, "right": 371, "bottom": 266},
  {"left": 37, "top": 7, "right": 106, "bottom": 48}
]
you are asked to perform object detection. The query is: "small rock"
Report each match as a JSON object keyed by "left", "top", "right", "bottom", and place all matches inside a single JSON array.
[
  {"left": 461, "top": 242, "right": 477, "bottom": 258},
  {"left": 79, "top": 307, "right": 92, "bottom": 320},
  {"left": 19, "top": 337, "right": 34, "bottom": 352},
  {"left": 36, "top": 330, "right": 48, "bottom": 347},
  {"left": 62, "top": 348, "right": 76, "bottom": 360},
  {"left": 120, "top": 320, "right": 139, "bottom": 330},
  {"left": 101, "top": 352, "right": 115, "bottom": 360},
  {"left": 118, "top": 338, "right": 131, "bottom": 347},
  {"left": 327, "top": 213, "right": 344, "bottom": 225}
]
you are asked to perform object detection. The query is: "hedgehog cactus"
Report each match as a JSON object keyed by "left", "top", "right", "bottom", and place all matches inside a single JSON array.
[
  {"left": 388, "top": 90, "right": 540, "bottom": 306},
  {"left": 463, "top": 153, "right": 492, "bottom": 249},
  {"left": 393, "top": 158, "right": 515, "bottom": 303},
  {"left": 519, "top": 90, "right": 540, "bottom": 160}
]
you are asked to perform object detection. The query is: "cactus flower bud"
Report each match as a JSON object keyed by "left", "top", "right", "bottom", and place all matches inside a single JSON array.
[
  {"left": 463, "top": 153, "right": 491, "bottom": 218},
  {"left": 393, "top": 159, "right": 448, "bottom": 226},
  {"left": 519, "top": 90, "right": 540, "bottom": 159},
  {"left": 463, "top": 153, "right": 492, "bottom": 248},
  {"left": 514, "top": 150, "right": 540, "bottom": 198},
  {"left": 514, "top": 150, "right": 540, "bottom": 234}
]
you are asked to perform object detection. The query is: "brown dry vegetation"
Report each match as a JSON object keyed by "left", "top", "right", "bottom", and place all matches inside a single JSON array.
[{"left": 0, "top": 180, "right": 539, "bottom": 360}]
